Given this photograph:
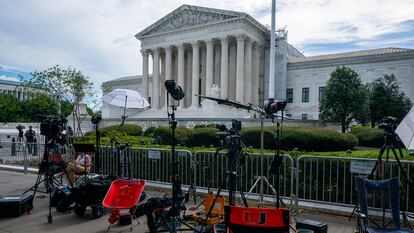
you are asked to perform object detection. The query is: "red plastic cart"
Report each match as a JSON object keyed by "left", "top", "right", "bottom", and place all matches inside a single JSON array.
[{"left": 102, "top": 179, "right": 145, "bottom": 231}]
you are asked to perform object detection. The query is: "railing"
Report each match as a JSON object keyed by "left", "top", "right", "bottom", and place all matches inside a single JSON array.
[
  {"left": 0, "top": 142, "right": 413, "bottom": 214},
  {"left": 193, "top": 151, "right": 294, "bottom": 199},
  {"left": 296, "top": 155, "right": 414, "bottom": 213}
]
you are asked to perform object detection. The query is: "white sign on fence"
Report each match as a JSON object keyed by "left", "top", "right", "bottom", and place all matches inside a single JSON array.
[
  {"left": 350, "top": 160, "right": 376, "bottom": 174},
  {"left": 148, "top": 150, "right": 161, "bottom": 160}
]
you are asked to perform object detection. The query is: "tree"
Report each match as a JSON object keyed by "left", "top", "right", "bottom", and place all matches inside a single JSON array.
[
  {"left": 368, "top": 74, "right": 412, "bottom": 127},
  {"left": 20, "top": 65, "right": 95, "bottom": 134},
  {"left": 320, "top": 66, "right": 368, "bottom": 133},
  {"left": 0, "top": 93, "right": 21, "bottom": 122},
  {"left": 21, "top": 94, "right": 60, "bottom": 121}
]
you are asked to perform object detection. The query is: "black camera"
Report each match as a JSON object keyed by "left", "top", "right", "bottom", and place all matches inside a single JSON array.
[
  {"left": 378, "top": 116, "right": 398, "bottom": 133},
  {"left": 16, "top": 124, "right": 25, "bottom": 137},
  {"left": 264, "top": 98, "right": 287, "bottom": 115},
  {"left": 91, "top": 114, "right": 102, "bottom": 125},
  {"left": 165, "top": 80, "right": 185, "bottom": 101},
  {"left": 40, "top": 117, "right": 67, "bottom": 138}
]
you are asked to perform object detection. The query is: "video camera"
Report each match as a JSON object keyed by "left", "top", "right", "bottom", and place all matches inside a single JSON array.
[
  {"left": 39, "top": 116, "right": 67, "bottom": 139},
  {"left": 378, "top": 116, "right": 398, "bottom": 134},
  {"left": 16, "top": 124, "right": 25, "bottom": 137}
]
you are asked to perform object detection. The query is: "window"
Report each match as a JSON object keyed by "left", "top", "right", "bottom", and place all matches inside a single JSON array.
[
  {"left": 302, "top": 87, "right": 309, "bottom": 102},
  {"left": 302, "top": 114, "right": 308, "bottom": 120},
  {"left": 319, "top": 86, "right": 325, "bottom": 101},
  {"left": 286, "top": 88, "right": 293, "bottom": 103}
]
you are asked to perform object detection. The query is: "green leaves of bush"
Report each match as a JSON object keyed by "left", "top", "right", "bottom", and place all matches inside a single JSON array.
[
  {"left": 241, "top": 126, "right": 358, "bottom": 151},
  {"left": 350, "top": 127, "right": 384, "bottom": 147}
]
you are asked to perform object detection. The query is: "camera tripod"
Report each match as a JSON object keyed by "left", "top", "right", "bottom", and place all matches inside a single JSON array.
[
  {"left": 369, "top": 124, "right": 413, "bottom": 229},
  {"left": 197, "top": 121, "right": 249, "bottom": 233},
  {"left": 149, "top": 94, "right": 201, "bottom": 233},
  {"left": 23, "top": 135, "right": 63, "bottom": 224}
]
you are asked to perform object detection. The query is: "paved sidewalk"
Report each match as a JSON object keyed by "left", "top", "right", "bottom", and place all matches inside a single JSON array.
[{"left": 0, "top": 170, "right": 356, "bottom": 233}]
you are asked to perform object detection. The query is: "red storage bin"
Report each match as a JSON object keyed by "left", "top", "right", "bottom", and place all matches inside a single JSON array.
[{"left": 102, "top": 179, "right": 145, "bottom": 209}]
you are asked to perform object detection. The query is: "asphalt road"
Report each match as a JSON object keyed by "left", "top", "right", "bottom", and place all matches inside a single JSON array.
[{"left": 0, "top": 170, "right": 356, "bottom": 233}]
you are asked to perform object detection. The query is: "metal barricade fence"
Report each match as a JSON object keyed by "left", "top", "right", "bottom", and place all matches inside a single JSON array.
[
  {"left": 193, "top": 151, "right": 294, "bottom": 199},
  {"left": 296, "top": 155, "right": 414, "bottom": 213},
  {"left": 97, "top": 147, "right": 193, "bottom": 185}
]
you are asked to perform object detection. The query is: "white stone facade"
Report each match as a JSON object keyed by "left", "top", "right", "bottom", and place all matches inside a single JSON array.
[{"left": 101, "top": 4, "right": 414, "bottom": 119}]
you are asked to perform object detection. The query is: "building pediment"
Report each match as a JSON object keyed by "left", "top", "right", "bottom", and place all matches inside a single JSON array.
[{"left": 136, "top": 5, "right": 245, "bottom": 38}]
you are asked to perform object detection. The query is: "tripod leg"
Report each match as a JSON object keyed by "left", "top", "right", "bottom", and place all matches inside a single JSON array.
[
  {"left": 391, "top": 147, "right": 410, "bottom": 185},
  {"left": 371, "top": 145, "right": 386, "bottom": 177}
]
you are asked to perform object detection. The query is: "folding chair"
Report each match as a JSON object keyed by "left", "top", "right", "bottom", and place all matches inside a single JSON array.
[
  {"left": 355, "top": 176, "right": 413, "bottom": 233},
  {"left": 224, "top": 206, "right": 290, "bottom": 233},
  {"left": 193, "top": 194, "right": 225, "bottom": 225},
  {"left": 71, "top": 144, "right": 96, "bottom": 185}
]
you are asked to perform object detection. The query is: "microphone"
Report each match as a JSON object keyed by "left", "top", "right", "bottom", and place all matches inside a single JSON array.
[{"left": 165, "top": 80, "right": 185, "bottom": 101}]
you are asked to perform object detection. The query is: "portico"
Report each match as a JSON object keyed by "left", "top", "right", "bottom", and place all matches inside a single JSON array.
[{"left": 136, "top": 5, "right": 268, "bottom": 114}]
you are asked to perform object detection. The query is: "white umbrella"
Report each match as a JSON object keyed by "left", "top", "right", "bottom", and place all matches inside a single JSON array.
[
  {"left": 396, "top": 106, "right": 414, "bottom": 149},
  {"left": 103, "top": 89, "right": 150, "bottom": 109}
]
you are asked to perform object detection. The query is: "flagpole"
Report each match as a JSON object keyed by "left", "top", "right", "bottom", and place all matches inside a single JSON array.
[{"left": 269, "top": 0, "right": 276, "bottom": 99}]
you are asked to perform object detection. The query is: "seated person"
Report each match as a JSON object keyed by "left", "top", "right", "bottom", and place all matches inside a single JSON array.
[{"left": 66, "top": 152, "right": 92, "bottom": 186}]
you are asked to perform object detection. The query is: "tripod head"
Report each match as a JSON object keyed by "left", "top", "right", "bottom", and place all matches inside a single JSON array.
[{"left": 379, "top": 116, "right": 399, "bottom": 145}]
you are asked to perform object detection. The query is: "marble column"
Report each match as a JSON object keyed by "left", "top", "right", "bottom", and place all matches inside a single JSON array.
[
  {"left": 236, "top": 35, "right": 245, "bottom": 103},
  {"left": 205, "top": 39, "right": 214, "bottom": 92},
  {"left": 177, "top": 44, "right": 185, "bottom": 88},
  {"left": 165, "top": 46, "right": 172, "bottom": 106},
  {"left": 191, "top": 42, "right": 200, "bottom": 108},
  {"left": 244, "top": 39, "right": 253, "bottom": 104},
  {"left": 220, "top": 37, "right": 229, "bottom": 99},
  {"left": 152, "top": 48, "right": 160, "bottom": 109},
  {"left": 160, "top": 53, "right": 165, "bottom": 108},
  {"left": 141, "top": 49, "right": 149, "bottom": 99},
  {"left": 252, "top": 43, "right": 260, "bottom": 105}
]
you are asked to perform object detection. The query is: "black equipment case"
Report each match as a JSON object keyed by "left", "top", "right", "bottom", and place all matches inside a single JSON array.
[
  {"left": 296, "top": 220, "right": 328, "bottom": 233},
  {"left": 0, "top": 195, "right": 33, "bottom": 217}
]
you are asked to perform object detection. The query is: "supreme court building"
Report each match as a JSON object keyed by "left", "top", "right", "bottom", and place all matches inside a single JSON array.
[{"left": 102, "top": 4, "right": 414, "bottom": 119}]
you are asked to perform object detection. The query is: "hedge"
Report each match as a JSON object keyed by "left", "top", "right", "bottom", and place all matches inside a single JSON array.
[
  {"left": 144, "top": 126, "right": 157, "bottom": 137},
  {"left": 187, "top": 127, "right": 220, "bottom": 147},
  {"left": 350, "top": 127, "right": 384, "bottom": 148},
  {"left": 153, "top": 126, "right": 192, "bottom": 146},
  {"left": 241, "top": 126, "right": 358, "bottom": 151},
  {"left": 97, "top": 124, "right": 143, "bottom": 137}
]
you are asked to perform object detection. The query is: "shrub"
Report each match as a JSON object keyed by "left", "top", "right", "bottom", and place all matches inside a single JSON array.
[
  {"left": 144, "top": 126, "right": 157, "bottom": 137},
  {"left": 98, "top": 124, "right": 143, "bottom": 137},
  {"left": 188, "top": 128, "right": 220, "bottom": 147},
  {"left": 350, "top": 127, "right": 384, "bottom": 148},
  {"left": 194, "top": 124, "right": 216, "bottom": 129},
  {"left": 153, "top": 126, "right": 192, "bottom": 146},
  {"left": 240, "top": 127, "right": 275, "bottom": 149},
  {"left": 241, "top": 126, "right": 358, "bottom": 151}
]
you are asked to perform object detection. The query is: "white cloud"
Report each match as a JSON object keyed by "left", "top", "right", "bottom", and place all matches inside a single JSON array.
[
  {"left": 0, "top": 75, "right": 19, "bottom": 82},
  {"left": 0, "top": 0, "right": 413, "bottom": 96}
]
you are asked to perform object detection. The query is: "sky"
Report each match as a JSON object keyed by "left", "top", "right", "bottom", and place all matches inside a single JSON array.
[{"left": 0, "top": 0, "right": 413, "bottom": 98}]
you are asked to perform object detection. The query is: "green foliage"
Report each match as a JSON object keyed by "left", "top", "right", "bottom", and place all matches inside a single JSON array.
[
  {"left": 193, "top": 124, "right": 216, "bottom": 129},
  {"left": 240, "top": 127, "right": 276, "bottom": 149},
  {"left": 187, "top": 128, "right": 220, "bottom": 147},
  {"left": 153, "top": 126, "right": 192, "bottom": 146},
  {"left": 0, "top": 93, "right": 21, "bottom": 122},
  {"left": 19, "top": 65, "right": 95, "bottom": 117},
  {"left": 92, "top": 124, "right": 143, "bottom": 137},
  {"left": 75, "top": 134, "right": 153, "bottom": 146},
  {"left": 241, "top": 126, "right": 358, "bottom": 151},
  {"left": 368, "top": 74, "right": 412, "bottom": 127},
  {"left": 144, "top": 126, "right": 157, "bottom": 137},
  {"left": 21, "top": 94, "right": 60, "bottom": 121},
  {"left": 60, "top": 100, "right": 73, "bottom": 117},
  {"left": 350, "top": 127, "right": 384, "bottom": 148},
  {"left": 319, "top": 66, "right": 369, "bottom": 132}
]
